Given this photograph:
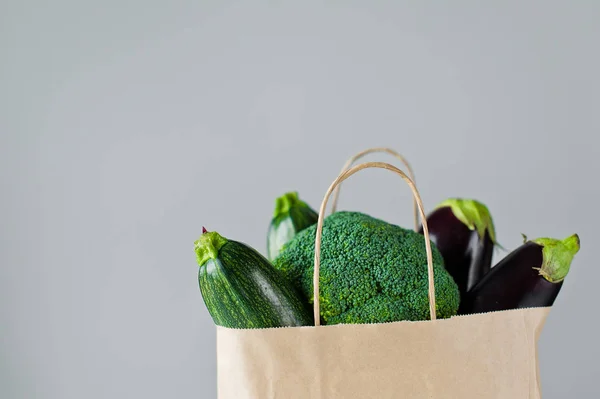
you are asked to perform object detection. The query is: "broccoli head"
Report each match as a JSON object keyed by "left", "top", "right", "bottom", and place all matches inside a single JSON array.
[{"left": 272, "top": 211, "right": 460, "bottom": 325}]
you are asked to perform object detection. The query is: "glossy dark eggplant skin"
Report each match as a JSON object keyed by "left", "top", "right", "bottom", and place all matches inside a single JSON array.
[
  {"left": 419, "top": 206, "right": 494, "bottom": 297},
  {"left": 458, "top": 242, "right": 563, "bottom": 315}
]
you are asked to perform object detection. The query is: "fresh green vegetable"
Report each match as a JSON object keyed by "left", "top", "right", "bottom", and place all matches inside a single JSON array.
[
  {"left": 267, "top": 192, "right": 319, "bottom": 261},
  {"left": 195, "top": 228, "right": 314, "bottom": 328},
  {"left": 272, "top": 211, "right": 460, "bottom": 325}
]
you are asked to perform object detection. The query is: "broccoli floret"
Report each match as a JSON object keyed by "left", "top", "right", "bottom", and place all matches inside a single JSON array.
[{"left": 272, "top": 211, "right": 460, "bottom": 325}]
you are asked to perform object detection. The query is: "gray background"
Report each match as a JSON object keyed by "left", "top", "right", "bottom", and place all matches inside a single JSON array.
[{"left": 2, "top": 1, "right": 598, "bottom": 398}]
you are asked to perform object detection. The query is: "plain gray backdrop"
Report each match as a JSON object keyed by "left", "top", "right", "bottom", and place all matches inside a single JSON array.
[{"left": 2, "top": 1, "right": 598, "bottom": 398}]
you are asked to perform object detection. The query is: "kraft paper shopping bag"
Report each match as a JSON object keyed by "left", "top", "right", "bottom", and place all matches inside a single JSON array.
[{"left": 216, "top": 161, "right": 550, "bottom": 399}]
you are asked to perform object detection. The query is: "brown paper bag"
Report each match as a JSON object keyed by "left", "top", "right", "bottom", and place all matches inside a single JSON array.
[{"left": 216, "top": 161, "right": 551, "bottom": 399}]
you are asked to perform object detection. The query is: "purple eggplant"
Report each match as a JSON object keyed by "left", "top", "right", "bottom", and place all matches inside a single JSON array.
[
  {"left": 419, "top": 198, "right": 498, "bottom": 297},
  {"left": 459, "top": 234, "right": 580, "bottom": 315}
]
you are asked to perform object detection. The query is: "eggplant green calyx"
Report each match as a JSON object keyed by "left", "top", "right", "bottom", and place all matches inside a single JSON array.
[
  {"left": 195, "top": 231, "right": 228, "bottom": 267},
  {"left": 273, "top": 191, "right": 307, "bottom": 218},
  {"left": 434, "top": 198, "right": 498, "bottom": 244},
  {"left": 527, "top": 234, "right": 580, "bottom": 283}
]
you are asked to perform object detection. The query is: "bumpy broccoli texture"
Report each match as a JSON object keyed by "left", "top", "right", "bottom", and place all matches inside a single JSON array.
[{"left": 272, "top": 211, "right": 460, "bottom": 325}]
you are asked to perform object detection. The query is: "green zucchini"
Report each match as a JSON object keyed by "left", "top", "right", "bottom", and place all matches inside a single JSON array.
[
  {"left": 267, "top": 192, "right": 319, "bottom": 261},
  {"left": 195, "top": 229, "right": 313, "bottom": 328}
]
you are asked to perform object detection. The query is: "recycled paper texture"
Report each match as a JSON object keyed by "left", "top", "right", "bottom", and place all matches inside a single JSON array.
[{"left": 217, "top": 307, "right": 549, "bottom": 399}]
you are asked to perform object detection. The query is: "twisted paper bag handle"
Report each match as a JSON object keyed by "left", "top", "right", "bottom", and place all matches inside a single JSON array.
[
  {"left": 312, "top": 161, "right": 436, "bottom": 326},
  {"left": 329, "top": 147, "right": 419, "bottom": 231}
]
